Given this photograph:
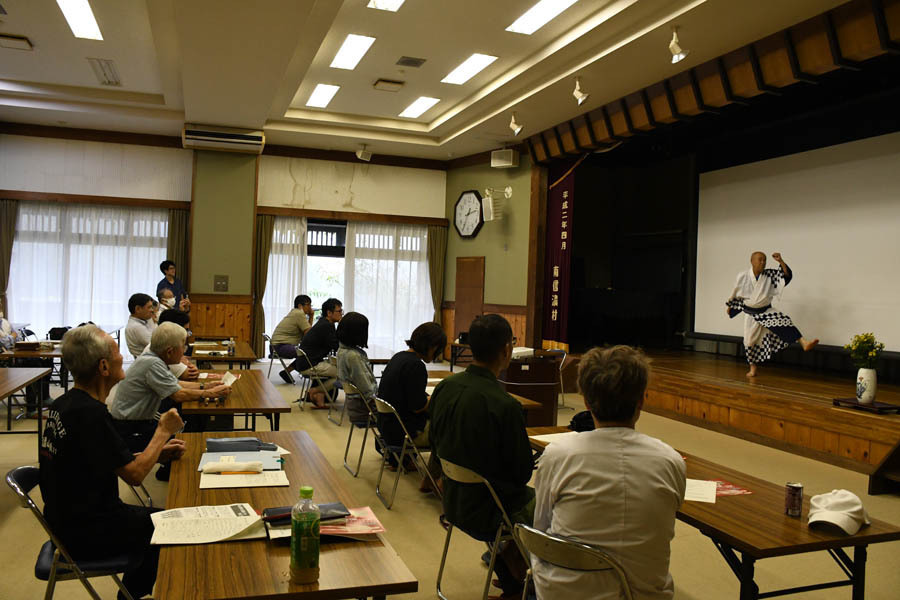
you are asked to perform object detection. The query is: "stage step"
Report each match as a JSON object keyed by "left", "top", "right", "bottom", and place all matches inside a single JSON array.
[{"left": 883, "top": 470, "right": 900, "bottom": 483}]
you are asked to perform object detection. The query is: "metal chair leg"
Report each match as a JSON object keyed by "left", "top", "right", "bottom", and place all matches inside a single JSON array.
[
  {"left": 436, "top": 522, "right": 454, "bottom": 600},
  {"left": 342, "top": 418, "right": 370, "bottom": 477},
  {"left": 327, "top": 387, "right": 345, "bottom": 426},
  {"left": 483, "top": 528, "right": 506, "bottom": 600},
  {"left": 375, "top": 440, "right": 406, "bottom": 510}
]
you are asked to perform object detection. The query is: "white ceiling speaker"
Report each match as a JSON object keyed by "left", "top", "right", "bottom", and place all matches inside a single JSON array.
[
  {"left": 182, "top": 125, "right": 265, "bottom": 154},
  {"left": 482, "top": 186, "right": 512, "bottom": 222},
  {"left": 669, "top": 27, "right": 689, "bottom": 64},
  {"left": 509, "top": 113, "right": 523, "bottom": 136},
  {"left": 490, "top": 148, "right": 519, "bottom": 168},
  {"left": 573, "top": 76, "right": 589, "bottom": 106},
  {"left": 356, "top": 144, "right": 372, "bottom": 162}
]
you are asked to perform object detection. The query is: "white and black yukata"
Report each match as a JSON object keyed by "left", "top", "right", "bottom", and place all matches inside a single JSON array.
[{"left": 726, "top": 265, "right": 801, "bottom": 365}]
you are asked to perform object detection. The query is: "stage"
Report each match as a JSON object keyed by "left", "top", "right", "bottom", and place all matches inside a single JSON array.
[{"left": 643, "top": 351, "right": 900, "bottom": 491}]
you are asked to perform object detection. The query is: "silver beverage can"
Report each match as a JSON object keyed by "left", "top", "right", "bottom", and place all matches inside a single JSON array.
[{"left": 785, "top": 482, "right": 803, "bottom": 517}]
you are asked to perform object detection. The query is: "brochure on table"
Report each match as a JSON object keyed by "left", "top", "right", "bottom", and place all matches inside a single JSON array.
[{"left": 150, "top": 503, "right": 265, "bottom": 545}]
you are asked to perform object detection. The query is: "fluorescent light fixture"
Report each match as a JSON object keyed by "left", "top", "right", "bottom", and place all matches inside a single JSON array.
[
  {"left": 56, "top": 0, "right": 103, "bottom": 40},
  {"left": 306, "top": 84, "right": 340, "bottom": 108},
  {"left": 509, "top": 113, "right": 523, "bottom": 136},
  {"left": 442, "top": 53, "right": 498, "bottom": 85},
  {"left": 669, "top": 28, "right": 689, "bottom": 64},
  {"left": 399, "top": 96, "right": 440, "bottom": 118},
  {"left": 367, "top": 0, "right": 405, "bottom": 11},
  {"left": 506, "top": 0, "right": 579, "bottom": 35},
  {"left": 330, "top": 34, "right": 376, "bottom": 70},
  {"left": 573, "top": 76, "right": 589, "bottom": 106}
]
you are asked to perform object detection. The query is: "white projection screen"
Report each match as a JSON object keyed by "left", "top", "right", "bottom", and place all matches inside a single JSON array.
[{"left": 695, "top": 130, "right": 900, "bottom": 351}]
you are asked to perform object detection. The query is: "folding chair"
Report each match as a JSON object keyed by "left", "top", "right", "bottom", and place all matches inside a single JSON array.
[
  {"left": 263, "top": 333, "right": 293, "bottom": 381},
  {"left": 341, "top": 381, "right": 375, "bottom": 477},
  {"left": 514, "top": 523, "right": 634, "bottom": 600},
  {"left": 327, "top": 379, "right": 346, "bottom": 426},
  {"left": 5, "top": 465, "right": 135, "bottom": 600},
  {"left": 538, "top": 348, "right": 573, "bottom": 410},
  {"left": 373, "top": 397, "right": 441, "bottom": 510},
  {"left": 435, "top": 458, "right": 528, "bottom": 600},
  {"left": 296, "top": 348, "right": 339, "bottom": 421},
  {"left": 46, "top": 326, "right": 71, "bottom": 389},
  {"left": 127, "top": 483, "right": 153, "bottom": 508}
]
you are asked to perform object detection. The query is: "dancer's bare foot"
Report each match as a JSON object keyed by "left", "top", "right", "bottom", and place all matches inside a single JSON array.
[
  {"left": 800, "top": 337, "right": 819, "bottom": 352},
  {"left": 746, "top": 364, "right": 758, "bottom": 378}
]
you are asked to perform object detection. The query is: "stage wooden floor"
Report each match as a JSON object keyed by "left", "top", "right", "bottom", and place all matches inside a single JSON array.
[{"left": 643, "top": 351, "right": 900, "bottom": 475}]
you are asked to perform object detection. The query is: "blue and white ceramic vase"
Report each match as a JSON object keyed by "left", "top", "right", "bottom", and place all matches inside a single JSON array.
[{"left": 856, "top": 368, "right": 877, "bottom": 405}]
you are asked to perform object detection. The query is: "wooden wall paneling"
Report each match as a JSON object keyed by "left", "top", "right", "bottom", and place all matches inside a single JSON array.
[
  {"left": 647, "top": 83, "right": 676, "bottom": 124},
  {"left": 525, "top": 165, "right": 548, "bottom": 348},
  {"left": 759, "top": 416, "right": 786, "bottom": 441},
  {"left": 809, "top": 428, "right": 841, "bottom": 455},
  {"left": 454, "top": 257, "right": 485, "bottom": 341},
  {"left": 886, "top": 0, "right": 900, "bottom": 42},
  {"left": 723, "top": 48, "right": 765, "bottom": 97},
  {"left": 669, "top": 72, "right": 703, "bottom": 116},
  {"left": 784, "top": 422, "right": 812, "bottom": 447},
  {"left": 441, "top": 307, "right": 454, "bottom": 359},
  {"left": 755, "top": 35, "right": 798, "bottom": 87},
  {"left": 832, "top": 0, "right": 885, "bottom": 61},
  {"left": 794, "top": 15, "right": 843, "bottom": 74},
  {"left": 870, "top": 441, "right": 893, "bottom": 466},
  {"left": 839, "top": 433, "right": 871, "bottom": 463}
]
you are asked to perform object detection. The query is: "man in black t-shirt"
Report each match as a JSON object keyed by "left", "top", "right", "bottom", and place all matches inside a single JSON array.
[
  {"left": 39, "top": 324, "right": 185, "bottom": 600},
  {"left": 296, "top": 298, "right": 343, "bottom": 407}
]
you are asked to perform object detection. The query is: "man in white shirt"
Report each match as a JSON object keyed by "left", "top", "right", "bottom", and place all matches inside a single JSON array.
[
  {"left": 532, "top": 345, "right": 686, "bottom": 600},
  {"left": 125, "top": 293, "right": 156, "bottom": 358}
]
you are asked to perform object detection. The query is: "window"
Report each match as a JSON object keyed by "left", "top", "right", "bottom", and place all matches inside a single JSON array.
[
  {"left": 261, "top": 216, "right": 307, "bottom": 338},
  {"left": 306, "top": 220, "right": 346, "bottom": 312},
  {"left": 8, "top": 202, "right": 168, "bottom": 340}
]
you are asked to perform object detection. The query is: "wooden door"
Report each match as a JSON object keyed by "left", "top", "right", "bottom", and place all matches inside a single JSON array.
[{"left": 454, "top": 257, "right": 485, "bottom": 340}]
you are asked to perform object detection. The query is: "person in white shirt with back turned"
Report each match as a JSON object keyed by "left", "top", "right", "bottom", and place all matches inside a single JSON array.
[{"left": 532, "top": 345, "right": 686, "bottom": 600}]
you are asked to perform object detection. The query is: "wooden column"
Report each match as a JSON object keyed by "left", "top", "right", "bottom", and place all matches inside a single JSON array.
[{"left": 525, "top": 164, "right": 548, "bottom": 348}]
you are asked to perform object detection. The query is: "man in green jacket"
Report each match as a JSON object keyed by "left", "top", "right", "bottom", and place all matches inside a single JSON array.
[{"left": 429, "top": 314, "right": 533, "bottom": 598}]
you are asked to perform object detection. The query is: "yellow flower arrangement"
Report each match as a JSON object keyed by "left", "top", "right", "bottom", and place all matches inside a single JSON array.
[{"left": 845, "top": 332, "right": 885, "bottom": 369}]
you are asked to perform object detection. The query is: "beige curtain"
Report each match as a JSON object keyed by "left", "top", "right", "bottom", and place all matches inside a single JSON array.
[
  {"left": 167, "top": 208, "right": 190, "bottom": 286},
  {"left": 252, "top": 214, "right": 276, "bottom": 356},
  {"left": 426, "top": 224, "right": 448, "bottom": 323},
  {"left": 0, "top": 199, "right": 18, "bottom": 318}
]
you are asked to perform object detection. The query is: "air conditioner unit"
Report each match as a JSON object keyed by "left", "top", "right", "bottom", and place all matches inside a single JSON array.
[
  {"left": 182, "top": 125, "right": 265, "bottom": 154},
  {"left": 490, "top": 148, "right": 519, "bottom": 168}
]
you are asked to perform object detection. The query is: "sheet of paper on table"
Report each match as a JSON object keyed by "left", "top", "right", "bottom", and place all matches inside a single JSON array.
[
  {"left": 191, "top": 341, "right": 220, "bottom": 347},
  {"left": 199, "top": 470, "right": 290, "bottom": 489},
  {"left": 221, "top": 371, "right": 238, "bottom": 386},
  {"left": 685, "top": 479, "right": 717, "bottom": 503},
  {"left": 197, "top": 451, "right": 283, "bottom": 471},
  {"left": 425, "top": 386, "right": 435, "bottom": 396},
  {"left": 531, "top": 431, "right": 579, "bottom": 445},
  {"left": 150, "top": 503, "right": 265, "bottom": 545}
]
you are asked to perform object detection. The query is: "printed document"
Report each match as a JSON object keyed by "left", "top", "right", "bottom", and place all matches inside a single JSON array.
[
  {"left": 150, "top": 503, "right": 264, "bottom": 545},
  {"left": 685, "top": 479, "right": 718, "bottom": 503},
  {"left": 199, "top": 470, "right": 289, "bottom": 489}
]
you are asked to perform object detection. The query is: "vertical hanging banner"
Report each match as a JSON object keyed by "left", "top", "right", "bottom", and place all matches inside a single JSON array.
[{"left": 542, "top": 158, "right": 582, "bottom": 351}]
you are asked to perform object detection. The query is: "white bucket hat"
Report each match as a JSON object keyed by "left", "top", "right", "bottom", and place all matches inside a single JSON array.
[{"left": 808, "top": 489, "right": 871, "bottom": 535}]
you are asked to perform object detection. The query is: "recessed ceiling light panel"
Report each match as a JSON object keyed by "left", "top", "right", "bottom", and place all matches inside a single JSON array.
[
  {"left": 399, "top": 96, "right": 440, "bottom": 118},
  {"left": 441, "top": 53, "right": 498, "bottom": 85},
  {"left": 307, "top": 84, "right": 340, "bottom": 108},
  {"left": 367, "top": 0, "right": 405, "bottom": 11},
  {"left": 506, "top": 0, "right": 579, "bottom": 35},
  {"left": 56, "top": 0, "right": 103, "bottom": 40},
  {"left": 331, "top": 34, "right": 376, "bottom": 70}
]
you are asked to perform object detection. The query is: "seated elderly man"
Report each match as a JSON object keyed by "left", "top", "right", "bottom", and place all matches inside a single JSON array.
[
  {"left": 125, "top": 293, "right": 156, "bottom": 359},
  {"left": 532, "top": 346, "right": 686, "bottom": 600},
  {"left": 111, "top": 322, "right": 230, "bottom": 459},
  {"left": 39, "top": 324, "right": 186, "bottom": 600},
  {"left": 272, "top": 294, "right": 314, "bottom": 384},
  {"left": 429, "top": 314, "right": 534, "bottom": 598}
]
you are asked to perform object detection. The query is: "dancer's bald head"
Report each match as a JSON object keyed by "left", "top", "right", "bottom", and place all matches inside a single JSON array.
[{"left": 750, "top": 251, "right": 766, "bottom": 273}]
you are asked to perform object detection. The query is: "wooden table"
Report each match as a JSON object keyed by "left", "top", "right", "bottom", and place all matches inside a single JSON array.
[
  {"left": 157, "top": 430, "right": 418, "bottom": 600},
  {"left": 427, "top": 370, "right": 540, "bottom": 411},
  {"left": 0, "top": 367, "right": 51, "bottom": 438},
  {"left": 180, "top": 370, "right": 290, "bottom": 431},
  {"left": 0, "top": 346, "right": 66, "bottom": 390},
  {"left": 191, "top": 340, "right": 257, "bottom": 369},
  {"left": 526, "top": 427, "right": 900, "bottom": 599}
]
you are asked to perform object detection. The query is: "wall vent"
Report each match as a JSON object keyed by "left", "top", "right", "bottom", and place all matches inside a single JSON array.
[
  {"left": 0, "top": 34, "right": 32, "bottom": 51},
  {"left": 396, "top": 56, "right": 426, "bottom": 68},
  {"left": 373, "top": 78, "right": 404, "bottom": 92}
]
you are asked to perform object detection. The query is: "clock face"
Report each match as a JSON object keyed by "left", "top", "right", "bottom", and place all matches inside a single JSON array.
[{"left": 454, "top": 190, "right": 484, "bottom": 238}]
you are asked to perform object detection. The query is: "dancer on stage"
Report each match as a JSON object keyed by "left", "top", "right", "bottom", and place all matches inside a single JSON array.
[{"left": 726, "top": 251, "right": 818, "bottom": 377}]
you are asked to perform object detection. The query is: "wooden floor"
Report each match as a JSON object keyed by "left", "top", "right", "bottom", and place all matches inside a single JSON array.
[{"left": 643, "top": 351, "right": 900, "bottom": 474}]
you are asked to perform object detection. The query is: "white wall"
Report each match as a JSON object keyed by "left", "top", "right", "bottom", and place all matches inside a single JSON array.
[
  {"left": 257, "top": 155, "right": 446, "bottom": 218},
  {"left": 695, "top": 130, "right": 900, "bottom": 351},
  {"left": 0, "top": 134, "right": 193, "bottom": 201}
]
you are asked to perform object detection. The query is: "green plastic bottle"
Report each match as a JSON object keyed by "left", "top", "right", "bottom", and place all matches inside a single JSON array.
[{"left": 290, "top": 485, "right": 320, "bottom": 583}]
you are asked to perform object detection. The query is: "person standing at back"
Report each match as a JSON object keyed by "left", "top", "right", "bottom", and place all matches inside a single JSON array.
[
  {"left": 156, "top": 260, "right": 190, "bottom": 312},
  {"left": 273, "top": 294, "right": 314, "bottom": 384},
  {"left": 532, "top": 345, "right": 686, "bottom": 599}
]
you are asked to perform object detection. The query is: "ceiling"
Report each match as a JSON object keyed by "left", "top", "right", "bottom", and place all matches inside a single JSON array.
[{"left": 0, "top": 0, "right": 848, "bottom": 160}]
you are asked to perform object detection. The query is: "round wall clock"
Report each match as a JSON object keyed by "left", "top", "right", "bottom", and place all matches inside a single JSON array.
[{"left": 454, "top": 190, "right": 484, "bottom": 238}]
